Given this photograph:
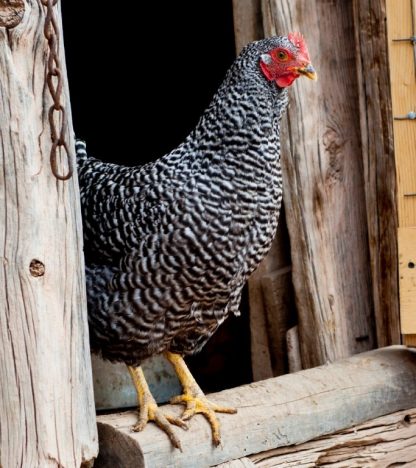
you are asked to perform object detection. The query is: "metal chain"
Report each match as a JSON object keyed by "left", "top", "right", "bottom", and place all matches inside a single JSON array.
[{"left": 41, "top": 0, "right": 73, "bottom": 181}]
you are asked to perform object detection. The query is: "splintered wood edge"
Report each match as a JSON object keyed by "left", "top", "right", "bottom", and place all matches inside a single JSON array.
[{"left": 95, "top": 346, "right": 416, "bottom": 468}]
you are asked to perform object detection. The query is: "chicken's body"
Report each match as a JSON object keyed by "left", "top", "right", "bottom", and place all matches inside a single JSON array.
[{"left": 77, "top": 35, "right": 315, "bottom": 448}]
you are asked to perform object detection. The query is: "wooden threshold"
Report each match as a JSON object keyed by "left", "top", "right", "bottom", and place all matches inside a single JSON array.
[{"left": 95, "top": 347, "right": 416, "bottom": 468}]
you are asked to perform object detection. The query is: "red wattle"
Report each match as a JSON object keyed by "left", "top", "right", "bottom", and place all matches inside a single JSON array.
[{"left": 276, "top": 73, "right": 298, "bottom": 88}]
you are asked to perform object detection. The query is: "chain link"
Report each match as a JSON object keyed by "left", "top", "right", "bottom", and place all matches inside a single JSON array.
[{"left": 41, "top": 0, "right": 73, "bottom": 181}]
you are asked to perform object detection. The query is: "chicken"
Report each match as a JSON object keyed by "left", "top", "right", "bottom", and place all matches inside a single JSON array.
[{"left": 77, "top": 33, "right": 316, "bottom": 449}]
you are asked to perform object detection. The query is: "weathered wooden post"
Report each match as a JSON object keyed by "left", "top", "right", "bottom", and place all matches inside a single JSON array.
[
  {"left": 0, "top": 1, "right": 98, "bottom": 466},
  {"left": 261, "top": 0, "right": 377, "bottom": 368}
]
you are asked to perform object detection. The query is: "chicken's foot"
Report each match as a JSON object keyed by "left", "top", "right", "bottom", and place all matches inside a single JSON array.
[
  {"left": 127, "top": 365, "right": 187, "bottom": 449},
  {"left": 164, "top": 352, "right": 237, "bottom": 446}
]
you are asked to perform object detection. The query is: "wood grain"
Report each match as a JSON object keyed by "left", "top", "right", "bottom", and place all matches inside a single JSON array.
[
  {"left": 386, "top": 0, "right": 416, "bottom": 227},
  {"left": 260, "top": 267, "right": 293, "bottom": 376},
  {"left": 95, "top": 347, "right": 416, "bottom": 468},
  {"left": 248, "top": 229, "right": 294, "bottom": 380},
  {"left": 250, "top": 408, "right": 416, "bottom": 467},
  {"left": 262, "top": 0, "right": 375, "bottom": 368},
  {"left": 404, "top": 334, "right": 416, "bottom": 346},
  {"left": 286, "top": 326, "right": 302, "bottom": 373},
  {"left": 0, "top": 1, "right": 98, "bottom": 466},
  {"left": 353, "top": 0, "right": 401, "bottom": 347},
  {"left": 217, "top": 458, "right": 256, "bottom": 468},
  {"left": 386, "top": 0, "right": 416, "bottom": 342},
  {"left": 398, "top": 227, "right": 416, "bottom": 333}
]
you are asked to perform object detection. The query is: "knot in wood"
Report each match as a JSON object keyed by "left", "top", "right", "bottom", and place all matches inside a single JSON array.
[
  {"left": 323, "top": 127, "right": 345, "bottom": 157},
  {"left": 30, "top": 259, "right": 45, "bottom": 277},
  {"left": 0, "top": 0, "right": 25, "bottom": 28}
]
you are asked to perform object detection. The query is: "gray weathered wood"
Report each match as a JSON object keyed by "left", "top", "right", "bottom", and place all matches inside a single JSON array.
[
  {"left": 262, "top": 0, "right": 376, "bottom": 368},
  {"left": 286, "top": 326, "right": 302, "bottom": 373},
  {"left": 95, "top": 346, "right": 416, "bottom": 468},
  {"left": 0, "top": 1, "right": 98, "bottom": 466},
  {"left": 250, "top": 408, "right": 416, "bottom": 466},
  {"left": 352, "top": 0, "right": 401, "bottom": 348},
  {"left": 217, "top": 458, "right": 256, "bottom": 468}
]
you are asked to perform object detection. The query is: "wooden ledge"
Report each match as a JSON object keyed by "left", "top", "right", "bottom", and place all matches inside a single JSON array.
[{"left": 95, "top": 346, "right": 416, "bottom": 467}]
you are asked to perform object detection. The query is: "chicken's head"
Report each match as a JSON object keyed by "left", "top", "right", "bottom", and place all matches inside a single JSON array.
[{"left": 259, "top": 32, "right": 317, "bottom": 88}]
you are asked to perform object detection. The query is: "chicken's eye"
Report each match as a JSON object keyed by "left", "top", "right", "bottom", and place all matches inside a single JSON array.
[{"left": 277, "top": 50, "right": 288, "bottom": 61}]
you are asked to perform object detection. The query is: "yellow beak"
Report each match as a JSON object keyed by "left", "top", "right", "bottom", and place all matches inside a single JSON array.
[{"left": 297, "top": 64, "right": 318, "bottom": 80}]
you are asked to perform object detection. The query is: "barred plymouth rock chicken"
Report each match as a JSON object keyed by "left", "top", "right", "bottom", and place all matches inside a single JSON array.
[{"left": 77, "top": 34, "right": 316, "bottom": 449}]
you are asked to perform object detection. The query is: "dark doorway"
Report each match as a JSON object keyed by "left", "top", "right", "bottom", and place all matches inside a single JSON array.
[
  {"left": 62, "top": 0, "right": 252, "bottom": 392},
  {"left": 63, "top": 1, "right": 236, "bottom": 165}
]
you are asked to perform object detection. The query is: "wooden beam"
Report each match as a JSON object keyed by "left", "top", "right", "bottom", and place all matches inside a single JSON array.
[
  {"left": 249, "top": 408, "right": 416, "bottom": 466},
  {"left": 353, "top": 0, "right": 401, "bottom": 347},
  {"left": 95, "top": 346, "right": 416, "bottom": 468},
  {"left": 0, "top": 2, "right": 98, "bottom": 466},
  {"left": 261, "top": 0, "right": 376, "bottom": 368}
]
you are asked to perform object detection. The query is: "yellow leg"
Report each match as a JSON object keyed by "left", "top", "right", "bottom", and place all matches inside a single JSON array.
[
  {"left": 164, "top": 352, "right": 237, "bottom": 446},
  {"left": 127, "top": 365, "right": 187, "bottom": 449}
]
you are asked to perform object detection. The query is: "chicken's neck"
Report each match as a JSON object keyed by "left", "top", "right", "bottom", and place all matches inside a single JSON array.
[{"left": 175, "top": 73, "right": 289, "bottom": 176}]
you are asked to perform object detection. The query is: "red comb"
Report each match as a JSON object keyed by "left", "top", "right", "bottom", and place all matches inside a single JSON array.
[{"left": 288, "top": 32, "right": 309, "bottom": 59}]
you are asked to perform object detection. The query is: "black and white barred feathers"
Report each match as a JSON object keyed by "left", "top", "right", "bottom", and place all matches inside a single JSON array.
[{"left": 77, "top": 37, "right": 291, "bottom": 366}]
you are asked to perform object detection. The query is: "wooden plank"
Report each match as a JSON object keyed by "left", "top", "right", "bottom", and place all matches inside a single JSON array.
[
  {"left": 261, "top": 0, "right": 375, "bottom": 368},
  {"left": 249, "top": 229, "right": 294, "bottom": 380},
  {"left": 260, "top": 267, "right": 293, "bottom": 376},
  {"left": 404, "top": 334, "right": 416, "bottom": 346},
  {"left": 286, "top": 326, "right": 302, "bottom": 373},
  {"left": 386, "top": 0, "right": 416, "bottom": 227},
  {"left": 0, "top": 2, "right": 98, "bottom": 467},
  {"left": 386, "top": 0, "right": 416, "bottom": 341},
  {"left": 353, "top": 0, "right": 401, "bottom": 347},
  {"left": 250, "top": 408, "right": 416, "bottom": 466},
  {"left": 248, "top": 264, "right": 274, "bottom": 380},
  {"left": 398, "top": 227, "right": 416, "bottom": 333},
  {"left": 95, "top": 347, "right": 416, "bottom": 468}
]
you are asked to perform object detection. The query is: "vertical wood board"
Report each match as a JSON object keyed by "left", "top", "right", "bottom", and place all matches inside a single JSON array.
[
  {"left": 386, "top": 0, "right": 416, "bottom": 227},
  {"left": 261, "top": 0, "right": 375, "bottom": 368},
  {"left": 353, "top": 0, "right": 400, "bottom": 347},
  {"left": 386, "top": 0, "right": 416, "bottom": 341},
  {"left": 398, "top": 227, "right": 416, "bottom": 333}
]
